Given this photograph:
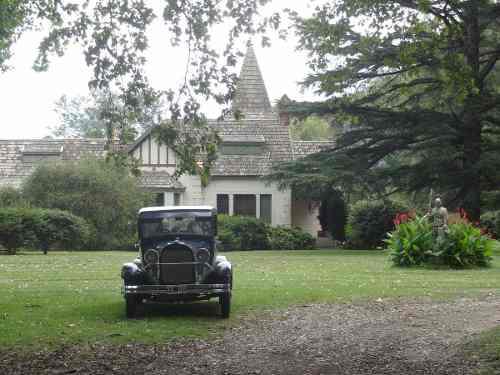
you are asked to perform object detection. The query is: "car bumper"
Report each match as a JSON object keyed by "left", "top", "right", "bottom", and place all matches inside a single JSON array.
[{"left": 122, "top": 283, "right": 230, "bottom": 296}]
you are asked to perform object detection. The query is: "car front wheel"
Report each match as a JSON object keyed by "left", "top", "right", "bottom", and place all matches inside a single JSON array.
[
  {"left": 125, "top": 294, "right": 140, "bottom": 318},
  {"left": 219, "top": 292, "right": 231, "bottom": 318}
]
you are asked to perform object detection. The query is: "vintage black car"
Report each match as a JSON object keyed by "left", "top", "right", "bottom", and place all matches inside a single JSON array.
[{"left": 121, "top": 206, "right": 232, "bottom": 318}]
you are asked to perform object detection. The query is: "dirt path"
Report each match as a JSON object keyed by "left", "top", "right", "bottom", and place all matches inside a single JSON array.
[{"left": 2, "top": 296, "right": 500, "bottom": 375}]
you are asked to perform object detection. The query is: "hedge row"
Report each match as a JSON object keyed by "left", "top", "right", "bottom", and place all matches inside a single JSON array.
[
  {"left": 217, "top": 215, "right": 316, "bottom": 251},
  {"left": 0, "top": 208, "right": 93, "bottom": 254}
]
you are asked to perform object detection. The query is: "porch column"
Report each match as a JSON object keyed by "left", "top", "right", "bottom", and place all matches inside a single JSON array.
[
  {"left": 229, "top": 194, "right": 234, "bottom": 216},
  {"left": 256, "top": 194, "right": 261, "bottom": 219}
]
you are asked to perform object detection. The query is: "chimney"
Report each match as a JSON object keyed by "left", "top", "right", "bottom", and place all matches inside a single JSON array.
[{"left": 278, "top": 94, "right": 292, "bottom": 127}]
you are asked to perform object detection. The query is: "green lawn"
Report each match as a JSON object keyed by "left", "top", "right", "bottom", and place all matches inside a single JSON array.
[{"left": 1, "top": 249, "right": 500, "bottom": 349}]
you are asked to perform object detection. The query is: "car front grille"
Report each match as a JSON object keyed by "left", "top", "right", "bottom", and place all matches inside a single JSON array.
[{"left": 159, "top": 244, "right": 195, "bottom": 284}]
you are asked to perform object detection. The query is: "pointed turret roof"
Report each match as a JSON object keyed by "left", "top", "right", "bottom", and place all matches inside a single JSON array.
[{"left": 232, "top": 44, "right": 272, "bottom": 114}]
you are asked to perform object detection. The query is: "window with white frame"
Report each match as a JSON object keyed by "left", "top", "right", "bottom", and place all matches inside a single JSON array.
[{"left": 234, "top": 194, "right": 256, "bottom": 217}]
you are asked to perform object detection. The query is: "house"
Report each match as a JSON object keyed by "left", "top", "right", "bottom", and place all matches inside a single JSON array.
[{"left": 0, "top": 46, "right": 333, "bottom": 238}]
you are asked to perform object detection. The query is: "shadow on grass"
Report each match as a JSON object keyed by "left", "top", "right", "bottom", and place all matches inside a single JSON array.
[{"left": 141, "top": 300, "right": 221, "bottom": 319}]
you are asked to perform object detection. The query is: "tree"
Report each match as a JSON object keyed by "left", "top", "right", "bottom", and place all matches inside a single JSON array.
[
  {"left": 0, "top": 0, "right": 281, "bottom": 180},
  {"left": 271, "top": 0, "right": 500, "bottom": 221},
  {"left": 23, "top": 158, "right": 152, "bottom": 249},
  {"left": 50, "top": 90, "right": 165, "bottom": 142},
  {"left": 50, "top": 94, "right": 105, "bottom": 139},
  {"left": 289, "top": 115, "right": 337, "bottom": 141}
]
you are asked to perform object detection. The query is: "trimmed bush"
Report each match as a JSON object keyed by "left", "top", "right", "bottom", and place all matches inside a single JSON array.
[
  {"left": 268, "top": 226, "right": 316, "bottom": 250},
  {"left": 217, "top": 215, "right": 269, "bottom": 251},
  {"left": 0, "top": 208, "right": 92, "bottom": 254},
  {"left": 23, "top": 158, "right": 151, "bottom": 249},
  {"left": 217, "top": 215, "right": 317, "bottom": 251},
  {"left": 387, "top": 215, "right": 494, "bottom": 268},
  {"left": 481, "top": 211, "right": 500, "bottom": 239},
  {"left": 347, "top": 200, "right": 408, "bottom": 249}
]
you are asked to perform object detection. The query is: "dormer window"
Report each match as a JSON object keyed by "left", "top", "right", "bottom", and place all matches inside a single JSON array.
[
  {"left": 219, "top": 135, "right": 265, "bottom": 155},
  {"left": 22, "top": 143, "right": 63, "bottom": 163}
]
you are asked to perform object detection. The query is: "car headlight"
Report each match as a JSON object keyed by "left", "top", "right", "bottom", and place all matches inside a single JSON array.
[
  {"left": 197, "top": 248, "right": 210, "bottom": 263},
  {"left": 144, "top": 249, "right": 159, "bottom": 264}
]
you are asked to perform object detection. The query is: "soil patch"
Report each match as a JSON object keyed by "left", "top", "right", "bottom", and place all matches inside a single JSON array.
[{"left": 2, "top": 296, "right": 500, "bottom": 374}]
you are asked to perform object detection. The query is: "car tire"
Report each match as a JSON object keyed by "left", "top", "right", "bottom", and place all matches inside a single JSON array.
[
  {"left": 125, "top": 295, "right": 140, "bottom": 318},
  {"left": 219, "top": 292, "right": 231, "bottom": 319}
]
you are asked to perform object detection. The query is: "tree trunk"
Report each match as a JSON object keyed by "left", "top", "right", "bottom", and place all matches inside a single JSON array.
[
  {"left": 462, "top": 3, "right": 482, "bottom": 222},
  {"left": 462, "top": 103, "right": 481, "bottom": 222}
]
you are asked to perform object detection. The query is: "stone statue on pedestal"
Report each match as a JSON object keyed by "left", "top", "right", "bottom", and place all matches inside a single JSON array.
[{"left": 430, "top": 197, "right": 448, "bottom": 238}]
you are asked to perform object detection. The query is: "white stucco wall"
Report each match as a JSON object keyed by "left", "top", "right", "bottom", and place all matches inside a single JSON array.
[
  {"left": 178, "top": 174, "right": 204, "bottom": 206},
  {"left": 291, "top": 199, "right": 322, "bottom": 237},
  {"left": 178, "top": 176, "right": 292, "bottom": 227}
]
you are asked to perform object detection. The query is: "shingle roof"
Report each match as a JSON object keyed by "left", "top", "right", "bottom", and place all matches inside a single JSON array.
[
  {"left": 138, "top": 170, "right": 185, "bottom": 190},
  {"left": 209, "top": 112, "right": 292, "bottom": 176},
  {"left": 0, "top": 139, "right": 107, "bottom": 188},
  {"left": 291, "top": 141, "right": 335, "bottom": 160},
  {"left": 232, "top": 45, "right": 272, "bottom": 114},
  {"left": 220, "top": 134, "right": 265, "bottom": 143},
  {"left": 23, "top": 143, "right": 63, "bottom": 154}
]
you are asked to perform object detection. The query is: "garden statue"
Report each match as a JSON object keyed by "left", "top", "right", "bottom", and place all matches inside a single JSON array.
[{"left": 430, "top": 197, "right": 448, "bottom": 238}]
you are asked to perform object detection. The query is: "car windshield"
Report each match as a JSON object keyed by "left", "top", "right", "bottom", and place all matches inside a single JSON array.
[{"left": 140, "top": 212, "right": 213, "bottom": 238}]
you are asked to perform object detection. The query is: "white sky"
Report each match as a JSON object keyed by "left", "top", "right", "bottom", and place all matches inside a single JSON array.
[{"left": 0, "top": 1, "right": 325, "bottom": 139}]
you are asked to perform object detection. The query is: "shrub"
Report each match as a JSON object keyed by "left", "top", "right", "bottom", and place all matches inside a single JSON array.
[
  {"left": 268, "top": 226, "right": 316, "bottom": 250},
  {"left": 0, "top": 207, "right": 92, "bottom": 254},
  {"left": 434, "top": 223, "right": 493, "bottom": 267},
  {"left": 217, "top": 215, "right": 269, "bottom": 251},
  {"left": 217, "top": 215, "right": 316, "bottom": 251},
  {"left": 481, "top": 211, "right": 500, "bottom": 239},
  {"left": 347, "top": 199, "right": 408, "bottom": 249},
  {"left": 23, "top": 158, "right": 151, "bottom": 249},
  {"left": 387, "top": 216, "right": 494, "bottom": 268},
  {"left": 0, "top": 186, "right": 27, "bottom": 208},
  {"left": 387, "top": 215, "right": 434, "bottom": 266}
]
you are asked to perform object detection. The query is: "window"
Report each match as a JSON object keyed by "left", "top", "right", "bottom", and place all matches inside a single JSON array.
[
  {"left": 260, "top": 194, "right": 272, "bottom": 223},
  {"left": 155, "top": 193, "right": 164, "bottom": 206},
  {"left": 174, "top": 193, "right": 181, "bottom": 206},
  {"left": 234, "top": 194, "right": 256, "bottom": 217},
  {"left": 217, "top": 194, "right": 229, "bottom": 214}
]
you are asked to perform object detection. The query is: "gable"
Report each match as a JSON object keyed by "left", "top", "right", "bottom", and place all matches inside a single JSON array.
[{"left": 129, "top": 134, "right": 176, "bottom": 167}]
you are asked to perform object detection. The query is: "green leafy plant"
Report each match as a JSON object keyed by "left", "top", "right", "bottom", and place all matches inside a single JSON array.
[
  {"left": 347, "top": 200, "right": 408, "bottom": 249},
  {"left": 0, "top": 208, "right": 92, "bottom": 254},
  {"left": 217, "top": 215, "right": 316, "bottom": 251},
  {"left": 387, "top": 215, "right": 494, "bottom": 268},
  {"left": 386, "top": 215, "right": 433, "bottom": 267},
  {"left": 432, "top": 223, "right": 494, "bottom": 268},
  {"left": 0, "top": 186, "right": 27, "bottom": 208},
  {"left": 268, "top": 226, "right": 316, "bottom": 250},
  {"left": 23, "top": 158, "right": 151, "bottom": 249},
  {"left": 217, "top": 215, "right": 270, "bottom": 251},
  {"left": 480, "top": 211, "right": 500, "bottom": 239}
]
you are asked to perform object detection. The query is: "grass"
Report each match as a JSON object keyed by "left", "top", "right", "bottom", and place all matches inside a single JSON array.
[
  {"left": 0, "top": 248, "right": 500, "bottom": 349},
  {"left": 467, "top": 326, "right": 500, "bottom": 374}
]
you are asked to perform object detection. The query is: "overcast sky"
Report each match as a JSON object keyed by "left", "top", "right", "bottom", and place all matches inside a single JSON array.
[{"left": 0, "top": 1, "right": 325, "bottom": 139}]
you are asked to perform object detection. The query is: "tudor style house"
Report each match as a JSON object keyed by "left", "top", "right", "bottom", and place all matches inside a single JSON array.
[{"left": 0, "top": 46, "right": 333, "bottom": 238}]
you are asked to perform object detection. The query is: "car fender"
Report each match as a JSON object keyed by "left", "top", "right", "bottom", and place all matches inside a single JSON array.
[
  {"left": 121, "top": 262, "right": 146, "bottom": 284},
  {"left": 214, "top": 255, "right": 232, "bottom": 286}
]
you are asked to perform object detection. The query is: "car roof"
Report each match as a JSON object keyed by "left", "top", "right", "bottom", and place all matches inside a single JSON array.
[{"left": 138, "top": 205, "right": 215, "bottom": 214}]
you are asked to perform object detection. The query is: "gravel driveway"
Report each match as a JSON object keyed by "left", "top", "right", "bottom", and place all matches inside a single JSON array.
[{"left": 2, "top": 296, "right": 500, "bottom": 375}]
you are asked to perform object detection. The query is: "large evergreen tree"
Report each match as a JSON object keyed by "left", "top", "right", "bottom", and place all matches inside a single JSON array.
[{"left": 270, "top": 0, "right": 500, "bottom": 220}]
